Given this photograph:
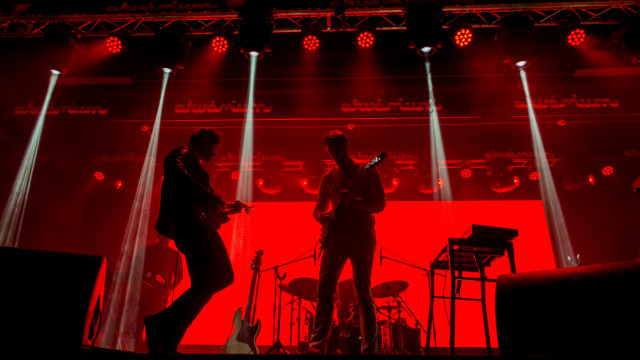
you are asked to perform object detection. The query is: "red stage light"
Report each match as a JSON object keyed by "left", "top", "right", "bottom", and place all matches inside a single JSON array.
[
  {"left": 460, "top": 168, "right": 472, "bottom": 179},
  {"left": 106, "top": 36, "right": 123, "bottom": 54},
  {"left": 301, "top": 178, "right": 309, "bottom": 187},
  {"left": 116, "top": 179, "right": 123, "bottom": 190},
  {"left": 513, "top": 176, "right": 521, "bottom": 185},
  {"left": 529, "top": 171, "right": 540, "bottom": 181},
  {"left": 94, "top": 171, "right": 105, "bottom": 181},
  {"left": 211, "top": 36, "right": 229, "bottom": 53},
  {"left": 454, "top": 28, "right": 472, "bottom": 47},
  {"left": 588, "top": 174, "right": 596, "bottom": 186},
  {"left": 392, "top": 177, "right": 400, "bottom": 188},
  {"left": 567, "top": 28, "right": 586, "bottom": 46},
  {"left": 357, "top": 31, "right": 375, "bottom": 48},
  {"left": 303, "top": 35, "right": 320, "bottom": 51},
  {"left": 257, "top": 178, "right": 264, "bottom": 187},
  {"left": 602, "top": 165, "right": 614, "bottom": 176},
  {"left": 437, "top": 178, "right": 443, "bottom": 187},
  {"left": 231, "top": 170, "right": 241, "bottom": 180}
]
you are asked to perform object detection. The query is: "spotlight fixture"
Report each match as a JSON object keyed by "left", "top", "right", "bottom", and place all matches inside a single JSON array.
[
  {"left": 303, "top": 35, "right": 320, "bottom": 51},
  {"left": 405, "top": 1, "right": 443, "bottom": 56},
  {"left": 106, "top": 36, "right": 123, "bottom": 54},
  {"left": 356, "top": 31, "right": 375, "bottom": 48},
  {"left": 237, "top": 1, "right": 273, "bottom": 59},
  {"left": 602, "top": 165, "right": 614, "bottom": 176},
  {"left": 94, "top": 171, "right": 105, "bottom": 181},
  {"left": 211, "top": 36, "right": 229, "bottom": 53},
  {"left": 567, "top": 27, "right": 586, "bottom": 46},
  {"left": 460, "top": 168, "right": 472, "bottom": 179},
  {"left": 453, "top": 26, "right": 473, "bottom": 48},
  {"left": 152, "top": 22, "right": 191, "bottom": 70},
  {"left": 496, "top": 11, "right": 536, "bottom": 68}
]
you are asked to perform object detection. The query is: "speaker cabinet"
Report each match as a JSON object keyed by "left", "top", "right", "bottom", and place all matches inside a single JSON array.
[
  {"left": 496, "top": 259, "right": 640, "bottom": 356},
  {"left": 0, "top": 246, "right": 106, "bottom": 350}
]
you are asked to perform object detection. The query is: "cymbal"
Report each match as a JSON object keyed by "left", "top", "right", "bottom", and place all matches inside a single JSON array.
[
  {"left": 371, "top": 280, "right": 409, "bottom": 298},
  {"left": 282, "top": 277, "right": 318, "bottom": 302}
]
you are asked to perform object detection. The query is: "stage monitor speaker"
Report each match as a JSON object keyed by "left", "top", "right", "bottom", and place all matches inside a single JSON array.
[
  {"left": 496, "top": 259, "right": 640, "bottom": 357},
  {"left": 0, "top": 246, "right": 106, "bottom": 350}
]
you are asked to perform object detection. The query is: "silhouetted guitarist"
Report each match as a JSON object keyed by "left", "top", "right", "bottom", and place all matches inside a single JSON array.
[
  {"left": 145, "top": 128, "right": 246, "bottom": 354},
  {"left": 308, "top": 130, "right": 386, "bottom": 354}
]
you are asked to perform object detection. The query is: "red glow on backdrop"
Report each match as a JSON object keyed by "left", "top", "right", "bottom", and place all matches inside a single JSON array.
[
  {"left": 302, "top": 35, "right": 320, "bottom": 51},
  {"left": 454, "top": 28, "right": 473, "bottom": 47},
  {"left": 174, "top": 201, "right": 554, "bottom": 349},
  {"left": 567, "top": 28, "right": 586, "bottom": 46},
  {"left": 357, "top": 31, "right": 375, "bottom": 48},
  {"left": 94, "top": 171, "right": 104, "bottom": 181},
  {"left": 602, "top": 165, "right": 614, "bottom": 176},
  {"left": 106, "top": 36, "right": 123, "bottom": 54},
  {"left": 460, "top": 168, "right": 472, "bottom": 179},
  {"left": 211, "top": 36, "right": 229, "bottom": 53},
  {"left": 529, "top": 171, "right": 540, "bottom": 181}
]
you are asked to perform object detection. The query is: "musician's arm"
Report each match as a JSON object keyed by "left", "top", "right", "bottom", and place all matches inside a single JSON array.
[
  {"left": 344, "top": 167, "right": 386, "bottom": 213},
  {"left": 313, "top": 173, "right": 332, "bottom": 223}
]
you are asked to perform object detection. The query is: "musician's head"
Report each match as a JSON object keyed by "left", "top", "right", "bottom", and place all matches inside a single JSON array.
[
  {"left": 189, "top": 128, "right": 221, "bottom": 162},
  {"left": 324, "top": 130, "right": 350, "bottom": 162}
]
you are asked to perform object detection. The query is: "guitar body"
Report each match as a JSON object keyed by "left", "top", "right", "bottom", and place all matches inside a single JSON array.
[
  {"left": 222, "top": 308, "right": 261, "bottom": 354},
  {"left": 221, "top": 250, "right": 263, "bottom": 355}
]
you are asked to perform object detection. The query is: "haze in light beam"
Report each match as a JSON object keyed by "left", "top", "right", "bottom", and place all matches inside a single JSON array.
[
  {"left": 231, "top": 53, "right": 258, "bottom": 267},
  {"left": 425, "top": 58, "right": 453, "bottom": 232},
  {"left": 0, "top": 70, "right": 60, "bottom": 248},
  {"left": 519, "top": 68, "right": 578, "bottom": 268},
  {"left": 101, "top": 68, "right": 171, "bottom": 350}
]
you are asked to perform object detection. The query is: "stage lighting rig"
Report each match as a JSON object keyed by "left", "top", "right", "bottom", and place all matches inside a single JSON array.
[
  {"left": 237, "top": 0, "right": 273, "bottom": 59},
  {"left": 612, "top": 16, "right": 640, "bottom": 65},
  {"left": 151, "top": 22, "right": 190, "bottom": 70},
  {"left": 405, "top": 1, "right": 444, "bottom": 57},
  {"left": 496, "top": 11, "right": 536, "bottom": 69},
  {"left": 41, "top": 22, "right": 82, "bottom": 74}
]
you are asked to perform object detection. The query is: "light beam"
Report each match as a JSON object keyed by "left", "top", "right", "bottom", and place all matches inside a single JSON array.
[
  {"left": 0, "top": 70, "right": 60, "bottom": 247},
  {"left": 425, "top": 58, "right": 452, "bottom": 203},
  {"left": 519, "top": 68, "right": 578, "bottom": 268},
  {"left": 101, "top": 68, "right": 171, "bottom": 350},
  {"left": 230, "top": 52, "right": 258, "bottom": 266}
]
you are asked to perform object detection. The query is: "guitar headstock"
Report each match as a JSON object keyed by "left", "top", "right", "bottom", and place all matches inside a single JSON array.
[
  {"left": 251, "top": 250, "right": 264, "bottom": 270},
  {"left": 365, "top": 152, "right": 388, "bottom": 169}
]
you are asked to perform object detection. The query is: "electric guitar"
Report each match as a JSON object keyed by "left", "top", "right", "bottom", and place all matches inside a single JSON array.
[
  {"left": 198, "top": 197, "right": 254, "bottom": 231},
  {"left": 319, "top": 152, "right": 388, "bottom": 250},
  {"left": 222, "top": 250, "right": 264, "bottom": 354}
]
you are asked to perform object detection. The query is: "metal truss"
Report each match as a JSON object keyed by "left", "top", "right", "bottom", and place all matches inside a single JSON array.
[{"left": 1, "top": 1, "right": 639, "bottom": 38}]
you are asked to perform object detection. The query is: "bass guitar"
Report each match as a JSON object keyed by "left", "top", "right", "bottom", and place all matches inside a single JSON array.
[
  {"left": 319, "top": 152, "right": 387, "bottom": 250},
  {"left": 222, "top": 250, "right": 264, "bottom": 354}
]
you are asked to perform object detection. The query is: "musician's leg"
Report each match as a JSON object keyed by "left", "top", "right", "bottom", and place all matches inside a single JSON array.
[
  {"left": 308, "top": 244, "right": 347, "bottom": 354},
  {"left": 146, "top": 229, "right": 233, "bottom": 353},
  {"left": 350, "top": 241, "right": 378, "bottom": 354}
]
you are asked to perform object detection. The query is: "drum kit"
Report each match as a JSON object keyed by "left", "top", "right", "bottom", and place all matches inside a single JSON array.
[{"left": 279, "top": 277, "right": 422, "bottom": 355}]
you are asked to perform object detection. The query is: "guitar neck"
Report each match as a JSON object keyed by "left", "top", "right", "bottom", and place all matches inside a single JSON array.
[{"left": 244, "top": 267, "right": 259, "bottom": 322}]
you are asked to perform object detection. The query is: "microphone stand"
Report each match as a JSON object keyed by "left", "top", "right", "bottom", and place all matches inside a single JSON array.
[
  {"left": 380, "top": 248, "right": 434, "bottom": 349},
  {"left": 260, "top": 250, "right": 316, "bottom": 354}
]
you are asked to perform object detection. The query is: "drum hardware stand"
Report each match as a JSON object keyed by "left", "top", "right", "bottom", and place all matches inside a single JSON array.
[
  {"left": 260, "top": 249, "right": 316, "bottom": 354},
  {"left": 265, "top": 268, "right": 287, "bottom": 354},
  {"left": 380, "top": 247, "right": 433, "bottom": 352}
]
